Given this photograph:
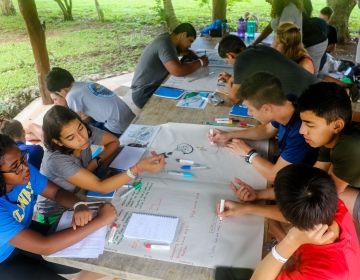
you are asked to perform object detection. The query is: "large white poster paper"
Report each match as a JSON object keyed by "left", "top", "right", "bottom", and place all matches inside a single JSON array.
[{"left": 105, "top": 123, "right": 267, "bottom": 269}]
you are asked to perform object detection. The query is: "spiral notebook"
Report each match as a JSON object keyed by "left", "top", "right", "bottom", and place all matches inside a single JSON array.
[{"left": 123, "top": 212, "right": 179, "bottom": 244}]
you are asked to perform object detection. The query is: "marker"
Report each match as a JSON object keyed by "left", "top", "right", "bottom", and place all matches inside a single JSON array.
[
  {"left": 176, "top": 159, "right": 195, "bottom": 165},
  {"left": 209, "top": 128, "right": 215, "bottom": 145},
  {"left": 108, "top": 223, "right": 118, "bottom": 243},
  {"left": 144, "top": 243, "right": 171, "bottom": 250},
  {"left": 167, "top": 170, "right": 193, "bottom": 178},
  {"left": 120, "top": 186, "right": 135, "bottom": 199},
  {"left": 219, "top": 199, "right": 225, "bottom": 221},
  {"left": 181, "top": 164, "right": 209, "bottom": 170},
  {"left": 120, "top": 182, "right": 142, "bottom": 199},
  {"left": 215, "top": 117, "right": 230, "bottom": 122}
]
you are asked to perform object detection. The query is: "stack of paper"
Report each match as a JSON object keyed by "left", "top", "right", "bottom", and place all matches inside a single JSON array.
[
  {"left": 48, "top": 211, "right": 107, "bottom": 258},
  {"left": 123, "top": 212, "right": 179, "bottom": 244}
]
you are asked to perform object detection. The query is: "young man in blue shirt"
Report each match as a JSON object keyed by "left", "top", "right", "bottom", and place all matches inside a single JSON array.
[{"left": 209, "top": 72, "right": 317, "bottom": 183}]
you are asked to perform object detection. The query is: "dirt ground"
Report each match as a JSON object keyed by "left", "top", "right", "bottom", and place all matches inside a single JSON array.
[{"left": 335, "top": 40, "right": 358, "bottom": 62}]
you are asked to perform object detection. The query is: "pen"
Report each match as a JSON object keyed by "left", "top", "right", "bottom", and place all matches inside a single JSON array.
[
  {"left": 167, "top": 170, "right": 193, "bottom": 178},
  {"left": 144, "top": 243, "right": 171, "bottom": 250},
  {"left": 219, "top": 199, "right": 225, "bottom": 221},
  {"left": 176, "top": 159, "right": 195, "bottom": 165},
  {"left": 108, "top": 223, "right": 118, "bottom": 243},
  {"left": 181, "top": 164, "right": 209, "bottom": 170}
]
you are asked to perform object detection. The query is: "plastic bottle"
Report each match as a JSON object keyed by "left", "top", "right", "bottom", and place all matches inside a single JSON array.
[
  {"left": 237, "top": 17, "right": 246, "bottom": 38},
  {"left": 221, "top": 20, "right": 228, "bottom": 37},
  {"left": 246, "top": 18, "right": 256, "bottom": 38}
]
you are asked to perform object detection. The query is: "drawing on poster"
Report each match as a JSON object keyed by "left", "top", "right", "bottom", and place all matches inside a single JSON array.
[
  {"left": 176, "top": 143, "right": 194, "bottom": 154},
  {"left": 120, "top": 125, "right": 160, "bottom": 147}
]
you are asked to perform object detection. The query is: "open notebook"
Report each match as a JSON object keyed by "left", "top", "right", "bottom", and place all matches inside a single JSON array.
[{"left": 123, "top": 212, "right": 179, "bottom": 244}]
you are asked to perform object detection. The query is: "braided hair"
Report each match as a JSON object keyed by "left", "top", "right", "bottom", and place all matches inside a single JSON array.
[{"left": 0, "top": 134, "right": 17, "bottom": 196}]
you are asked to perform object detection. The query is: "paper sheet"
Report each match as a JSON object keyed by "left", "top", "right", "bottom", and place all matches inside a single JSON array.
[
  {"left": 109, "top": 146, "right": 146, "bottom": 170},
  {"left": 48, "top": 211, "right": 107, "bottom": 258},
  {"left": 176, "top": 92, "right": 209, "bottom": 110},
  {"left": 105, "top": 123, "right": 267, "bottom": 269},
  {"left": 163, "top": 67, "right": 233, "bottom": 92},
  {"left": 119, "top": 124, "right": 160, "bottom": 147},
  {"left": 195, "top": 49, "right": 232, "bottom": 68}
]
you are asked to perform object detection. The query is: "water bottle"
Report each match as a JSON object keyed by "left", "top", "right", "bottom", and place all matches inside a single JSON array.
[
  {"left": 246, "top": 19, "right": 256, "bottom": 38},
  {"left": 221, "top": 20, "right": 229, "bottom": 37},
  {"left": 237, "top": 17, "right": 246, "bottom": 38}
]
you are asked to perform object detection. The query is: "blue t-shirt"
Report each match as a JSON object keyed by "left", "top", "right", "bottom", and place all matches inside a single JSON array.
[
  {"left": 271, "top": 111, "right": 317, "bottom": 164},
  {"left": 0, "top": 164, "right": 48, "bottom": 262},
  {"left": 16, "top": 141, "right": 44, "bottom": 170}
]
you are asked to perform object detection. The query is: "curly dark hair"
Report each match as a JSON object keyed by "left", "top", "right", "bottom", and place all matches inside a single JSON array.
[{"left": 0, "top": 134, "right": 17, "bottom": 196}]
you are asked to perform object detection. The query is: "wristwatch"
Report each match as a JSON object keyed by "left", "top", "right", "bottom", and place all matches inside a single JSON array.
[
  {"left": 94, "top": 156, "right": 103, "bottom": 167},
  {"left": 245, "top": 149, "right": 257, "bottom": 164}
]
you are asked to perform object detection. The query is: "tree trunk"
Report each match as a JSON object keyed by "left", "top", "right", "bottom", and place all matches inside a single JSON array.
[
  {"left": 94, "top": 0, "right": 104, "bottom": 22},
  {"left": 53, "top": 0, "right": 73, "bottom": 21},
  {"left": 327, "top": 0, "right": 356, "bottom": 43},
  {"left": 162, "top": 0, "right": 179, "bottom": 31},
  {"left": 18, "top": 0, "right": 52, "bottom": 104},
  {"left": 212, "top": 0, "right": 227, "bottom": 21},
  {"left": 0, "top": 0, "right": 16, "bottom": 16}
]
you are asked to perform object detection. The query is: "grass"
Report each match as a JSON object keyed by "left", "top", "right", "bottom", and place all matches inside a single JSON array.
[{"left": 0, "top": 0, "right": 359, "bottom": 108}]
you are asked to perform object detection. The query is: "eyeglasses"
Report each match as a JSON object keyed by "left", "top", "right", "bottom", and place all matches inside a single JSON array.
[{"left": 0, "top": 153, "right": 29, "bottom": 175}]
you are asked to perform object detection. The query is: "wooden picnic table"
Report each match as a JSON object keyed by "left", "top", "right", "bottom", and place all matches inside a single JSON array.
[{"left": 44, "top": 37, "right": 269, "bottom": 280}]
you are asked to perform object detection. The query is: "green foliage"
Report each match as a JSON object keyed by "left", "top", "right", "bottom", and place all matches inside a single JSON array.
[
  {"left": 153, "top": 0, "right": 166, "bottom": 23},
  {"left": 0, "top": 0, "right": 359, "bottom": 105}
]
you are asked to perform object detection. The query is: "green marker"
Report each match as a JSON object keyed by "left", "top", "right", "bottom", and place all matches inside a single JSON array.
[{"left": 134, "top": 182, "right": 142, "bottom": 190}]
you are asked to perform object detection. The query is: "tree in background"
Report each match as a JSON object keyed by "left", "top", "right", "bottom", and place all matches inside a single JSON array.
[
  {"left": 18, "top": 0, "right": 52, "bottom": 104},
  {"left": 54, "top": 0, "right": 73, "bottom": 21},
  {"left": 154, "top": 0, "right": 179, "bottom": 31},
  {"left": 94, "top": 0, "right": 104, "bottom": 22},
  {"left": 327, "top": 0, "right": 357, "bottom": 43},
  {"left": 212, "top": 0, "right": 226, "bottom": 21},
  {"left": 0, "top": 0, "right": 16, "bottom": 16},
  {"left": 163, "top": 0, "right": 179, "bottom": 31}
]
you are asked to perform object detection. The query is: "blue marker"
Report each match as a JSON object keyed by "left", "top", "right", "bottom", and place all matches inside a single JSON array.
[
  {"left": 181, "top": 164, "right": 209, "bottom": 170},
  {"left": 167, "top": 170, "right": 193, "bottom": 178}
]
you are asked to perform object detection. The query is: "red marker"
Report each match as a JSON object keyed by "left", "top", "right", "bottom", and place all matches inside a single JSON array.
[{"left": 144, "top": 243, "right": 171, "bottom": 250}]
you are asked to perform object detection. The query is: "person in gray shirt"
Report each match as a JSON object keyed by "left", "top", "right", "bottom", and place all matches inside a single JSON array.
[
  {"left": 37, "top": 106, "right": 165, "bottom": 223},
  {"left": 46, "top": 67, "right": 135, "bottom": 137},
  {"left": 131, "top": 23, "right": 209, "bottom": 109}
]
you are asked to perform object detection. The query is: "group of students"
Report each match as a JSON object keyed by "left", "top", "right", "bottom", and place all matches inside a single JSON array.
[
  {"left": 209, "top": 74, "right": 360, "bottom": 279},
  {"left": 0, "top": 1, "right": 359, "bottom": 279}
]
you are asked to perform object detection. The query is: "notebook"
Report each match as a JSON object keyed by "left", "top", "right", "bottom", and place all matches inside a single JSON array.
[
  {"left": 123, "top": 212, "right": 179, "bottom": 244},
  {"left": 86, "top": 191, "right": 115, "bottom": 199},
  {"left": 229, "top": 104, "right": 253, "bottom": 118},
  {"left": 154, "top": 86, "right": 186, "bottom": 99}
]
